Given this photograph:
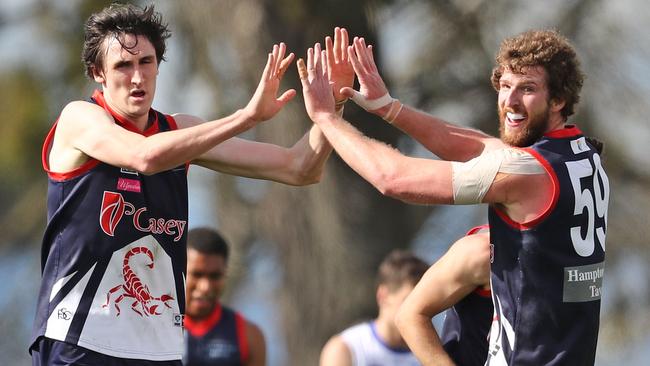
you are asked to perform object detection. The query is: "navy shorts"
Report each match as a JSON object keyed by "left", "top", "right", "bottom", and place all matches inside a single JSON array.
[{"left": 31, "top": 337, "right": 182, "bottom": 366}]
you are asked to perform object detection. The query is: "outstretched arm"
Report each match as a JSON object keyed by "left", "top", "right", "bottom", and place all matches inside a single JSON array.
[
  {"left": 395, "top": 232, "right": 491, "bottom": 366},
  {"left": 186, "top": 29, "right": 358, "bottom": 186},
  {"left": 300, "top": 42, "right": 454, "bottom": 204},
  {"left": 50, "top": 44, "right": 294, "bottom": 176},
  {"left": 342, "top": 37, "right": 502, "bottom": 161}
]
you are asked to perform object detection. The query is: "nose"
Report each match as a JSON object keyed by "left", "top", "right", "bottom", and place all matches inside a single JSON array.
[
  {"left": 131, "top": 67, "right": 143, "bottom": 86},
  {"left": 196, "top": 278, "right": 211, "bottom": 292},
  {"left": 504, "top": 89, "right": 520, "bottom": 109}
]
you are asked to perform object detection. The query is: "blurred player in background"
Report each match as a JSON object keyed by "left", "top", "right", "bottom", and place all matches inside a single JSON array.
[
  {"left": 319, "top": 250, "right": 428, "bottom": 366},
  {"left": 397, "top": 226, "right": 492, "bottom": 366},
  {"left": 184, "top": 228, "right": 264, "bottom": 366}
]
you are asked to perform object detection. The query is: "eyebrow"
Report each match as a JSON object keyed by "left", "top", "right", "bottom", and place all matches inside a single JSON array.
[{"left": 111, "top": 54, "right": 156, "bottom": 68}]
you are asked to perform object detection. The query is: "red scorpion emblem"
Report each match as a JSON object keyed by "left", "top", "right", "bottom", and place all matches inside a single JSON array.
[{"left": 103, "top": 246, "right": 174, "bottom": 316}]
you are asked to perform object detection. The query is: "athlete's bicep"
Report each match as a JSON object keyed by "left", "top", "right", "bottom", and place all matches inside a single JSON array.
[{"left": 50, "top": 102, "right": 144, "bottom": 171}]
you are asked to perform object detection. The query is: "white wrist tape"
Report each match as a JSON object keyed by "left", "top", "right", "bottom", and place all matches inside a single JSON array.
[
  {"left": 451, "top": 148, "right": 545, "bottom": 204},
  {"left": 349, "top": 91, "right": 394, "bottom": 111}
]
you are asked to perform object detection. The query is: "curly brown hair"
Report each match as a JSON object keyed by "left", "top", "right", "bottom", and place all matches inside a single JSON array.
[
  {"left": 491, "top": 30, "right": 584, "bottom": 119},
  {"left": 82, "top": 3, "right": 171, "bottom": 79}
]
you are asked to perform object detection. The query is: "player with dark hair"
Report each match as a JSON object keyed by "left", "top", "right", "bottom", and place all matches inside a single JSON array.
[
  {"left": 184, "top": 228, "right": 264, "bottom": 366},
  {"left": 300, "top": 29, "right": 609, "bottom": 365},
  {"left": 320, "top": 250, "right": 429, "bottom": 366},
  {"left": 31, "top": 3, "right": 354, "bottom": 365}
]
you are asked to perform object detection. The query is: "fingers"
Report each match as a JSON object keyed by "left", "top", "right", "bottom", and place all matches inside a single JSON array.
[
  {"left": 340, "top": 86, "right": 355, "bottom": 98},
  {"left": 326, "top": 36, "right": 336, "bottom": 67},
  {"left": 297, "top": 58, "right": 308, "bottom": 80},
  {"left": 277, "top": 52, "right": 294, "bottom": 79},
  {"left": 277, "top": 89, "right": 297, "bottom": 104},
  {"left": 261, "top": 52, "right": 274, "bottom": 81},
  {"left": 353, "top": 37, "right": 369, "bottom": 73},
  {"left": 333, "top": 28, "right": 341, "bottom": 63},
  {"left": 308, "top": 43, "right": 326, "bottom": 80},
  {"left": 321, "top": 50, "right": 328, "bottom": 77},
  {"left": 340, "top": 28, "right": 349, "bottom": 62},
  {"left": 348, "top": 44, "right": 363, "bottom": 77},
  {"left": 262, "top": 42, "right": 295, "bottom": 81}
]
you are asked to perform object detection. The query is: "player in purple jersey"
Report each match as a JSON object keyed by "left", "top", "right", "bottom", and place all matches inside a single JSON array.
[
  {"left": 183, "top": 228, "right": 264, "bottom": 366},
  {"left": 32, "top": 4, "right": 355, "bottom": 365},
  {"left": 319, "top": 250, "right": 428, "bottom": 366},
  {"left": 299, "top": 29, "right": 609, "bottom": 365},
  {"left": 396, "top": 226, "right": 492, "bottom": 366}
]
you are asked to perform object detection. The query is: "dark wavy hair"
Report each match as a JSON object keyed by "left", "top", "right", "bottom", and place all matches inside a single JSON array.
[
  {"left": 491, "top": 30, "right": 584, "bottom": 120},
  {"left": 82, "top": 3, "right": 171, "bottom": 79}
]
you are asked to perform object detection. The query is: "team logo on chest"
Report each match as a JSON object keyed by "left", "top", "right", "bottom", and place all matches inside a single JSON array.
[
  {"left": 100, "top": 191, "right": 186, "bottom": 242},
  {"left": 103, "top": 246, "right": 175, "bottom": 317}
]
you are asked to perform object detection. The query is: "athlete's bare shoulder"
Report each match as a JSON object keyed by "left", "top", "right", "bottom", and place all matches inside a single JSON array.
[{"left": 48, "top": 100, "right": 114, "bottom": 172}]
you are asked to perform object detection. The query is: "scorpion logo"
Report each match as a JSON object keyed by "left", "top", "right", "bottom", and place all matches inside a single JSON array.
[{"left": 103, "top": 246, "right": 174, "bottom": 317}]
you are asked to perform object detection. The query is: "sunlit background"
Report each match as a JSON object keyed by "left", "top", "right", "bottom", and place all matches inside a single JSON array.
[{"left": 1, "top": 0, "right": 649, "bottom": 365}]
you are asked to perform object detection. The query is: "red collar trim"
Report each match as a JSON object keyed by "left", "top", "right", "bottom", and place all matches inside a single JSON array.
[
  {"left": 42, "top": 119, "right": 101, "bottom": 181},
  {"left": 466, "top": 224, "right": 489, "bottom": 236},
  {"left": 544, "top": 125, "right": 582, "bottom": 138},
  {"left": 184, "top": 303, "right": 222, "bottom": 338},
  {"left": 474, "top": 287, "right": 492, "bottom": 298},
  {"left": 91, "top": 90, "right": 160, "bottom": 136}
]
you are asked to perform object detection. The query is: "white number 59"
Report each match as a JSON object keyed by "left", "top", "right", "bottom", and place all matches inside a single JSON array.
[{"left": 565, "top": 154, "right": 609, "bottom": 257}]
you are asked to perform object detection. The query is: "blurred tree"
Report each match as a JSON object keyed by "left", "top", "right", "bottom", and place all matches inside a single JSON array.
[
  {"left": 169, "top": 1, "right": 433, "bottom": 363},
  {"left": 1, "top": 0, "right": 649, "bottom": 364},
  {"left": 164, "top": 0, "right": 650, "bottom": 364}
]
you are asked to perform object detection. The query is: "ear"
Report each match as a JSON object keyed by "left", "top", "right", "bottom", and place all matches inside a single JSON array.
[
  {"left": 550, "top": 98, "right": 565, "bottom": 113},
  {"left": 376, "top": 285, "right": 388, "bottom": 307},
  {"left": 92, "top": 65, "right": 105, "bottom": 84}
]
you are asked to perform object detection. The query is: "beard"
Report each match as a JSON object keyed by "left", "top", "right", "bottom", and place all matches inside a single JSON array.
[{"left": 499, "top": 104, "right": 549, "bottom": 147}]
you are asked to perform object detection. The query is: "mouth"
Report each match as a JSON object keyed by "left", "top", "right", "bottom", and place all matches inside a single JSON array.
[
  {"left": 190, "top": 295, "right": 215, "bottom": 307},
  {"left": 505, "top": 112, "right": 526, "bottom": 128},
  {"left": 130, "top": 89, "right": 146, "bottom": 100}
]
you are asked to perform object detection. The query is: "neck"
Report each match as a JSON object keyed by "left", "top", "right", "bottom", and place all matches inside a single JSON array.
[
  {"left": 545, "top": 114, "right": 566, "bottom": 133},
  {"left": 102, "top": 92, "right": 150, "bottom": 131},
  {"left": 374, "top": 315, "right": 407, "bottom": 349}
]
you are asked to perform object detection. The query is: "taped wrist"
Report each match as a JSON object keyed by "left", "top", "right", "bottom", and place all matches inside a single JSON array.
[
  {"left": 349, "top": 91, "right": 394, "bottom": 111},
  {"left": 382, "top": 99, "right": 403, "bottom": 124}
]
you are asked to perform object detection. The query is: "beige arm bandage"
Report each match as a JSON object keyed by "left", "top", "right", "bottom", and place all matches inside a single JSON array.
[{"left": 451, "top": 148, "right": 545, "bottom": 204}]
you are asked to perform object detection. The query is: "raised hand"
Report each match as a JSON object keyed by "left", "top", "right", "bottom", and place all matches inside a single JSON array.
[
  {"left": 298, "top": 43, "right": 336, "bottom": 123},
  {"left": 244, "top": 43, "right": 296, "bottom": 122},
  {"left": 341, "top": 37, "right": 392, "bottom": 113},
  {"left": 325, "top": 27, "right": 355, "bottom": 105}
]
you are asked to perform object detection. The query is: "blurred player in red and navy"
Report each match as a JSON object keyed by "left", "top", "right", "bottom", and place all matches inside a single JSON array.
[
  {"left": 397, "top": 226, "right": 493, "bottom": 366},
  {"left": 184, "top": 228, "right": 265, "bottom": 366}
]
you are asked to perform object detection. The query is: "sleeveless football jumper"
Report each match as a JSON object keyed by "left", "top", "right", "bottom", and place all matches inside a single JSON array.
[
  {"left": 441, "top": 225, "right": 493, "bottom": 366},
  {"left": 184, "top": 304, "right": 250, "bottom": 366},
  {"left": 32, "top": 90, "right": 189, "bottom": 361},
  {"left": 441, "top": 288, "right": 492, "bottom": 366},
  {"left": 340, "top": 322, "right": 421, "bottom": 366},
  {"left": 486, "top": 126, "right": 609, "bottom": 365}
]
